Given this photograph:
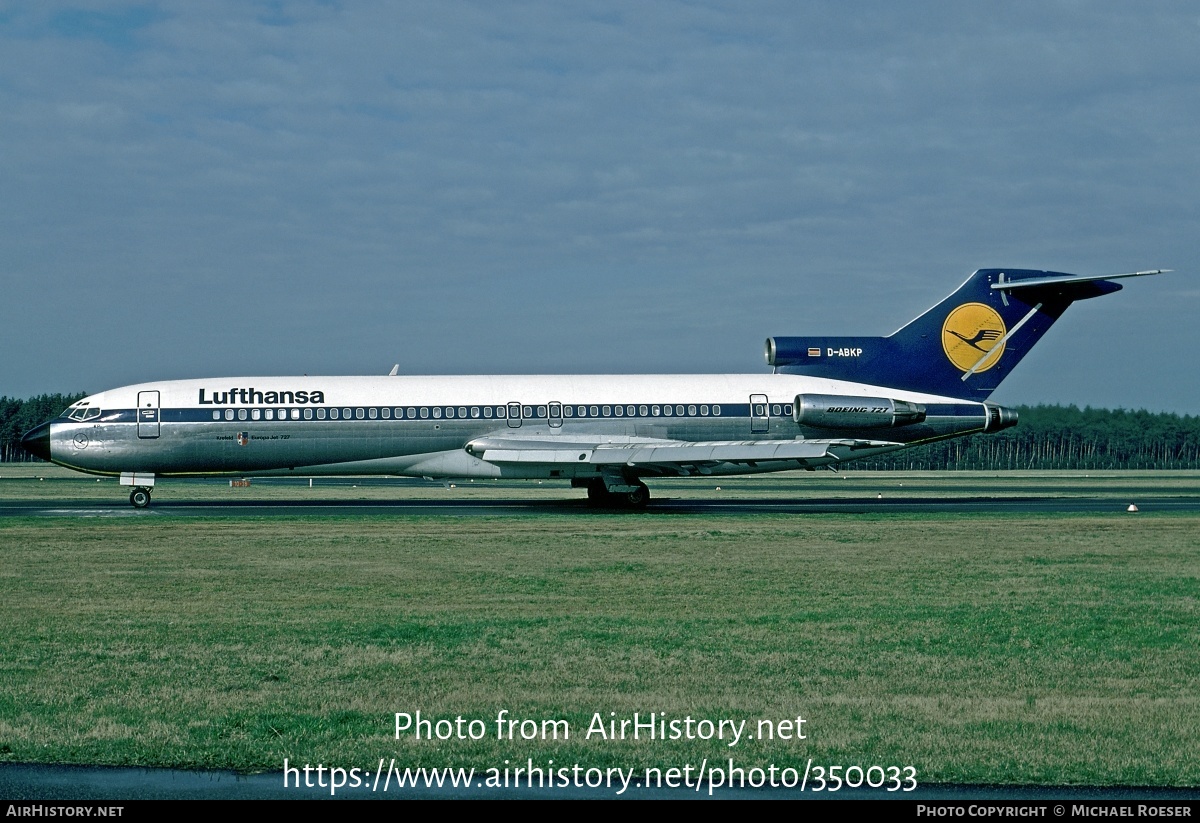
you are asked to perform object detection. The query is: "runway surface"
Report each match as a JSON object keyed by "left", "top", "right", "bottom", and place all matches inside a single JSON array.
[{"left": 3, "top": 495, "right": 1199, "bottom": 517}]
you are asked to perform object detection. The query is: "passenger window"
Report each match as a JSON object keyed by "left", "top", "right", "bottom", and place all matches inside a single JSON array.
[
  {"left": 639, "top": 405, "right": 648, "bottom": 416},
  {"left": 355, "top": 408, "right": 364, "bottom": 419},
  {"left": 420, "top": 408, "right": 429, "bottom": 419},
  {"left": 563, "top": 406, "right": 572, "bottom": 417},
  {"left": 369, "top": 407, "right": 377, "bottom": 419},
  {"left": 433, "top": 407, "right": 442, "bottom": 419},
  {"left": 381, "top": 408, "right": 390, "bottom": 419},
  {"left": 713, "top": 405, "right": 721, "bottom": 415},
  {"left": 614, "top": 406, "right": 623, "bottom": 417},
  {"left": 341, "top": 407, "right": 350, "bottom": 418},
  {"left": 266, "top": 409, "right": 276, "bottom": 420},
  {"left": 688, "top": 405, "right": 697, "bottom": 416},
  {"left": 772, "top": 404, "right": 781, "bottom": 416},
  {"left": 238, "top": 409, "right": 247, "bottom": 421},
  {"left": 664, "top": 405, "right": 673, "bottom": 416},
  {"left": 700, "top": 405, "right": 709, "bottom": 416},
  {"left": 483, "top": 407, "right": 493, "bottom": 418},
  {"left": 589, "top": 406, "right": 598, "bottom": 417},
  {"left": 212, "top": 410, "right": 221, "bottom": 421},
  {"left": 304, "top": 408, "right": 313, "bottom": 420},
  {"left": 291, "top": 409, "right": 300, "bottom": 420},
  {"left": 445, "top": 407, "right": 455, "bottom": 419},
  {"left": 784, "top": 404, "right": 792, "bottom": 416},
  {"left": 522, "top": 406, "right": 533, "bottom": 418},
  {"left": 251, "top": 409, "right": 261, "bottom": 420},
  {"left": 329, "top": 408, "right": 337, "bottom": 420},
  {"left": 317, "top": 408, "right": 326, "bottom": 420},
  {"left": 652, "top": 405, "right": 660, "bottom": 416},
  {"left": 602, "top": 405, "right": 611, "bottom": 416},
  {"left": 537, "top": 405, "right": 547, "bottom": 418},
  {"left": 408, "top": 408, "right": 417, "bottom": 419},
  {"left": 225, "top": 409, "right": 234, "bottom": 421},
  {"left": 627, "top": 405, "right": 635, "bottom": 416},
  {"left": 458, "top": 406, "right": 467, "bottom": 418},
  {"left": 471, "top": 407, "right": 480, "bottom": 418}
]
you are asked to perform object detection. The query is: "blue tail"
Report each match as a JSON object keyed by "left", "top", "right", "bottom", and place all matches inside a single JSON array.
[{"left": 766, "top": 269, "right": 1162, "bottom": 400}]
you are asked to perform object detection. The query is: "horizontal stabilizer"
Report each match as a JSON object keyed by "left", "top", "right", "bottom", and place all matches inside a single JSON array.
[{"left": 992, "top": 269, "right": 1170, "bottom": 293}]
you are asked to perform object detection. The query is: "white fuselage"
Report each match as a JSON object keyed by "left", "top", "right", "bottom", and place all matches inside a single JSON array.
[{"left": 42, "top": 372, "right": 995, "bottom": 482}]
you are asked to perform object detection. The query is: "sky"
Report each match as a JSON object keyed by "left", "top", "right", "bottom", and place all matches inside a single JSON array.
[{"left": 2, "top": 1, "right": 1197, "bottom": 412}]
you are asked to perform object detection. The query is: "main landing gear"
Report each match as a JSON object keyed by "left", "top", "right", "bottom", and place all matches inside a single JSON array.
[
  {"left": 129, "top": 487, "right": 152, "bottom": 508},
  {"left": 584, "top": 477, "right": 650, "bottom": 509}
]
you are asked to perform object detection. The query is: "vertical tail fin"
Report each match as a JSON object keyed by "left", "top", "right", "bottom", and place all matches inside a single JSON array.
[{"left": 767, "top": 269, "right": 1167, "bottom": 399}]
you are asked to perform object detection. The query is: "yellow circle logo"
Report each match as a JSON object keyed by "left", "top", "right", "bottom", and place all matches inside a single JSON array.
[{"left": 941, "top": 303, "right": 1006, "bottom": 373}]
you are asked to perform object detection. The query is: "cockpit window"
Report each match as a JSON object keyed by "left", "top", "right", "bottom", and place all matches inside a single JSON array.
[{"left": 63, "top": 402, "right": 101, "bottom": 422}]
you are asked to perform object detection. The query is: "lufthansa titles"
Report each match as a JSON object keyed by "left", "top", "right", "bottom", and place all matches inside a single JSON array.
[{"left": 199, "top": 388, "right": 325, "bottom": 405}]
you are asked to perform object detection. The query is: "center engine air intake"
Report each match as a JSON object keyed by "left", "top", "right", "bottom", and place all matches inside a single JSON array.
[{"left": 793, "top": 394, "right": 927, "bottom": 430}]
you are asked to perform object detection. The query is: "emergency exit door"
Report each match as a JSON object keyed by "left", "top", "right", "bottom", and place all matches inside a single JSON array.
[{"left": 750, "top": 394, "right": 770, "bottom": 433}]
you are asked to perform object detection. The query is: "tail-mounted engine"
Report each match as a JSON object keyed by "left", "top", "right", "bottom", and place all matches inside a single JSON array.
[
  {"left": 793, "top": 394, "right": 926, "bottom": 430},
  {"left": 984, "top": 403, "right": 1019, "bottom": 432}
]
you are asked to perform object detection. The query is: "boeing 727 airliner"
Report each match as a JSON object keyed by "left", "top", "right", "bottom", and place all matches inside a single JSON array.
[{"left": 21, "top": 268, "right": 1169, "bottom": 508}]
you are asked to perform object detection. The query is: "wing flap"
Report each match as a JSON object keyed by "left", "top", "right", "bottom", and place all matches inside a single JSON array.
[
  {"left": 597, "top": 440, "right": 853, "bottom": 465},
  {"left": 468, "top": 435, "right": 901, "bottom": 468}
]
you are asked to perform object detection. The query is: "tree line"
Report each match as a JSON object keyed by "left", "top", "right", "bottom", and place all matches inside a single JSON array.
[
  {"left": 850, "top": 404, "right": 1200, "bottom": 471},
  {"left": 1, "top": 394, "right": 1197, "bottom": 469},
  {"left": 0, "top": 393, "right": 86, "bottom": 462}
]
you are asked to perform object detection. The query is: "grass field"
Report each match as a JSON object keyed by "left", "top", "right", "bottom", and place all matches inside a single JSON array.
[{"left": 1, "top": 468, "right": 1198, "bottom": 787}]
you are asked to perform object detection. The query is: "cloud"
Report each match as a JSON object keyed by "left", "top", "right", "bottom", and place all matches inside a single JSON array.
[{"left": 0, "top": 1, "right": 1196, "bottom": 410}]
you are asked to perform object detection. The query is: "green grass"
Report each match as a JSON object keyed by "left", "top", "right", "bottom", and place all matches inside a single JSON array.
[{"left": 1, "top": 477, "right": 1198, "bottom": 786}]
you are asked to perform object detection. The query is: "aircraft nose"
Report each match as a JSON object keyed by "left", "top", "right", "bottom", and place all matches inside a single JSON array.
[{"left": 21, "top": 421, "right": 52, "bottom": 462}]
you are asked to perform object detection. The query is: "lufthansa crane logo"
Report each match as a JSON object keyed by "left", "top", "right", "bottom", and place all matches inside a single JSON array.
[{"left": 942, "top": 303, "right": 1006, "bottom": 373}]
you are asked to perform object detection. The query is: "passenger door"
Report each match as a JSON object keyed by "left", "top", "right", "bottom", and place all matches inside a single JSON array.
[{"left": 137, "top": 390, "right": 160, "bottom": 439}]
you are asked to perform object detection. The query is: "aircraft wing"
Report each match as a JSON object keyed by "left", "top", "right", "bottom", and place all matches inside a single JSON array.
[{"left": 466, "top": 434, "right": 903, "bottom": 473}]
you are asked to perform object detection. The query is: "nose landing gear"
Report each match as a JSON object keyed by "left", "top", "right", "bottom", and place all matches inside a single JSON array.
[{"left": 120, "top": 473, "right": 156, "bottom": 508}]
